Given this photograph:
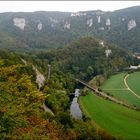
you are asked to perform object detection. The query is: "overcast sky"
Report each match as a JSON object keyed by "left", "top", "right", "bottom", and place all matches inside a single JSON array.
[{"left": 0, "top": 1, "right": 140, "bottom": 13}]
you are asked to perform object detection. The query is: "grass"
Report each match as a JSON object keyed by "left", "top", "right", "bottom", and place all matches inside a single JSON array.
[
  {"left": 80, "top": 92, "right": 140, "bottom": 139},
  {"left": 101, "top": 73, "right": 140, "bottom": 108},
  {"left": 127, "top": 71, "right": 140, "bottom": 97},
  {"left": 101, "top": 73, "right": 126, "bottom": 89}
]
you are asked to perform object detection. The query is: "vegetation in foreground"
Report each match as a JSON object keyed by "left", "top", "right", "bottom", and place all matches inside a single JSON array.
[
  {"left": 80, "top": 91, "right": 140, "bottom": 139},
  {"left": 0, "top": 50, "right": 114, "bottom": 140}
]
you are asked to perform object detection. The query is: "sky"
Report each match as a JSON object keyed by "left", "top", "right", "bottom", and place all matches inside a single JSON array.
[{"left": 0, "top": 1, "right": 140, "bottom": 13}]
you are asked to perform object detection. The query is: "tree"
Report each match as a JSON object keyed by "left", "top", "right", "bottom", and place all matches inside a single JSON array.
[{"left": 87, "top": 66, "right": 94, "bottom": 76}]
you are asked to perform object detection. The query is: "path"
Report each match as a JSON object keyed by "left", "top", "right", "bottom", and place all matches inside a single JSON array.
[{"left": 124, "top": 74, "right": 140, "bottom": 99}]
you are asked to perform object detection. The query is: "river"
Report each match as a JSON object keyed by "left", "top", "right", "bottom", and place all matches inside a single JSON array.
[
  {"left": 21, "top": 58, "right": 83, "bottom": 117},
  {"left": 70, "top": 89, "right": 82, "bottom": 119}
]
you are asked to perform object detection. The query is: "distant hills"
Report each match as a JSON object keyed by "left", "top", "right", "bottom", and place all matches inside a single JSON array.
[{"left": 0, "top": 6, "right": 140, "bottom": 52}]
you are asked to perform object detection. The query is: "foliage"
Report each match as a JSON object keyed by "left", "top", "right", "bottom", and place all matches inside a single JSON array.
[
  {"left": 0, "top": 50, "right": 108, "bottom": 139},
  {"left": 0, "top": 7, "right": 140, "bottom": 52},
  {"left": 0, "top": 52, "right": 63, "bottom": 139},
  {"left": 43, "top": 37, "right": 133, "bottom": 80}
]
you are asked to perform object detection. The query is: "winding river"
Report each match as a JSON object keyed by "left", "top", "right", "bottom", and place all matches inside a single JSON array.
[
  {"left": 70, "top": 89, "right": 82, "bottom": 119},
  {"left": 21, "top": 58, "right": 82, "bottom": 118}
]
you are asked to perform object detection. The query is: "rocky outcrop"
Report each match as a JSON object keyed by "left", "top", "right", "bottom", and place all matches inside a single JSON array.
[
  {"left": 87, "top": 18, "right": 93, "bottom": 27},
  {"left": 122, "top": 18, "right": 125, "bottom": 21},
  {"left": 128, "top": 19, "right": 136, "bottom": 30},
  {"left": 13, "top": 17, "right": 26, "bottom": 30},
  {"left": 37, "top": 22, "right": 42, "bottom": 31},
  {"left": 32, "top": 65, "right": 45, "bottom": 89},
  {"left": 106, "top": 18, "right": 111, "bottom": 26},
  {"left": 105, "top": 49, "right": 112, "bottom": 57},
  {"left": 49, "top": 17, "right": 59, "bottom": 23},
  {"left": 99, "top": 41, "right": 104, "bottom": 47},
  {"left": 64, "top": 21, "right": 70, "bottom": 29},
  {"left": 97, "top": 16, "right": 101, "bottom": 23}
]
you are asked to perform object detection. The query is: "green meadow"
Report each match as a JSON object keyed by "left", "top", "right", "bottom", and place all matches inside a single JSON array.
[
  {"left": 80, "top": 92, "right": 140, "bottom": 139},
  {"left": 101, "top": 72, "right": 140, "bottom": 108},
  {"left": 127, "top": 71, "right": 140, "bottom": 97}
]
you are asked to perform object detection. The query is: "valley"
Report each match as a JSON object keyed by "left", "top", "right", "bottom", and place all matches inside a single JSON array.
[
  {"left": 0, "top": 35, "right": 139, "bottom": 139},
  {"left": 1, "top": 4, "right": 140, "bottom": 140}
]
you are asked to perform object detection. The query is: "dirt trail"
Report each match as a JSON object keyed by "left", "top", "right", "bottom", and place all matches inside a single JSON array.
[{"left": 124, "top": 74, "right": 140, "bottom": 99}]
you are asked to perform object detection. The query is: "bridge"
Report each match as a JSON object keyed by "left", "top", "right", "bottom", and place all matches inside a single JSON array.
[{"left": 75, "top": 79, "right": 135, "bottom": 110}]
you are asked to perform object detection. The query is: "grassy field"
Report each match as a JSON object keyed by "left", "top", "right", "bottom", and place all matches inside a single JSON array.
[
  {"left": 80, "top": 92, "right": 140, "bottom": 139},
  {"left": 101, "top": 73, "right": 140, "bottom": 108},
  {"left": 127, "top": 71, "right": 140, "bottom": 97},
  {"left": 101, "top": 73, "right": 126, "bottom": 89}
]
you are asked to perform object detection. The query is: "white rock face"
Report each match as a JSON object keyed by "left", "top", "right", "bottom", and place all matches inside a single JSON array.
[
  {"left": 71, "top": 12, "right": 86, "bottom": 17},
  {"left": 13, "top": 17, "right": 26, "bottom": 30},
  {"left": 105, "top": 49, "right": 112, "bottom": 57},
  {"left": 87, "top": 18, "right": 93, "bottom": 27},
  {"left": 32, "top": 65, "right": 45, "bottom": 89},
  {"left": 122, "top": 18, "right": 125, "bottom": 21},
  {"left": 97, "top": 16, "right": 101, "bottom": 23},
  {"left": 37, "top": 22, "right": 42, "bottom": 31},
  {"left": 99, "top": 41, "right": 104, "bottom": 47},
  {"left": 106, "top": 18, "right": 111, "bottom": 26},
  {"left": 98, "top": 27, "right": 104, "bottom": 31},
  {"left": 128, "top": 19, "right": 136, "bottom": 31},
  {"left": 51, "top": 24, "right": 54, "bottom": 28},
  {"left": 49, "top": 17, "right": 59, "bottom": 23},
  {"left": 64, "top": 21, "right": 70, "bottom": 29}
]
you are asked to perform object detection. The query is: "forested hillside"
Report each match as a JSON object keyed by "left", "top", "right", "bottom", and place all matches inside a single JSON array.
[
  {"left": 0, "top": 6, "right": 140, "bottom": 51},
  {"left": 0, "top": 50, "right": 115, "bottom": 139},
  {"left": 0, "top": 5, "right": 140, "bottom": 140},
  {"left": 36, "top": 37, "right": 133, "bottom": 80},
  {"left": 0, "top": 35, "right": 137, "bottom": 140}
]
